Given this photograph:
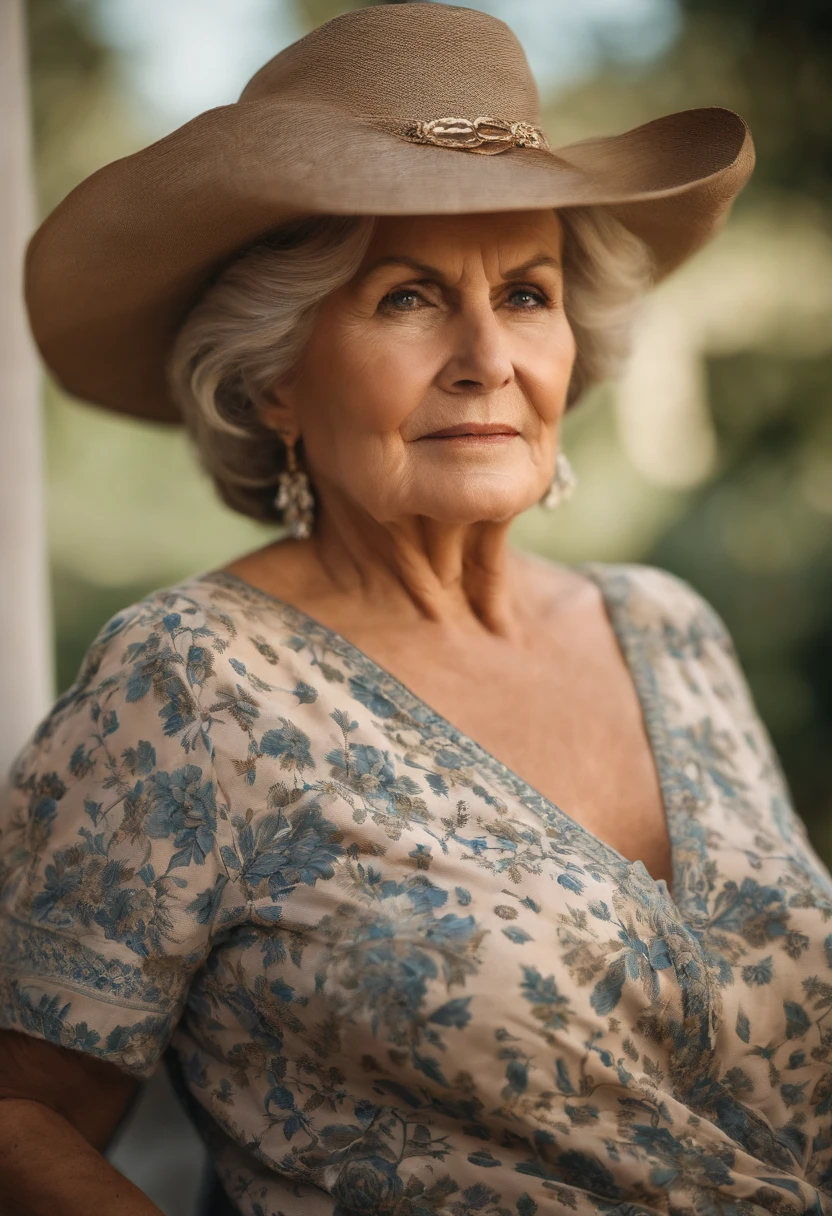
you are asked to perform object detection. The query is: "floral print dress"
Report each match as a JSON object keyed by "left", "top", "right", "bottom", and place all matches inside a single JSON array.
[{"left": 1, "top": 561, "right": 831, "bottom": 1216}]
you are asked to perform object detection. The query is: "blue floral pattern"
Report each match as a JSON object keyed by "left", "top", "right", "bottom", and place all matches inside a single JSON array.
[{"left": 2, "top": 562, "right": 832, "bottom": 1216}]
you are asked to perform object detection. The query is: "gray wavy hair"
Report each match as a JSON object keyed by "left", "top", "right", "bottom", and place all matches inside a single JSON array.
[{"left": 166, "top": 209, "right": 654, "bottom": 524}]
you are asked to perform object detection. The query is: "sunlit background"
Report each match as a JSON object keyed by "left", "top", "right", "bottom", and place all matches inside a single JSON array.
[{"left": 23, "top": 1, "right": 832, "bottom": 1208}]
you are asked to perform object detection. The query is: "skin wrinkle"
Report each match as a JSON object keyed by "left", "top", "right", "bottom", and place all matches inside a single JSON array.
[
  {"left": 251, "top": 209, "right": 575, "bottom": 641},
  {"left": 355, "top": 251, "right": 564, "bottom": 293}
]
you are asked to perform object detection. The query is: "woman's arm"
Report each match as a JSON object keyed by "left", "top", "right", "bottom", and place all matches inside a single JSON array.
[
  {"left": 0, "top": 1029, "right": 163, "bottom": 1216},
  {"left": 0, "top": 593, "right": 246, "bottom": 1214}
]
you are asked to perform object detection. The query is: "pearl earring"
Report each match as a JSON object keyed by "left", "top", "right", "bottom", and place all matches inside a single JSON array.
[
  {"left": 540, "top": 449, "right": 578, "bottom": 510},
  {"left": 273, "top": 435, "right": 315, "bottom": 538}
]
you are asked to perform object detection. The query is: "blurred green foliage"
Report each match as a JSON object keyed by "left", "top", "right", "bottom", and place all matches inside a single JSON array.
[{"left": 25, "top": 0, "right": 832, "bottom": 860}]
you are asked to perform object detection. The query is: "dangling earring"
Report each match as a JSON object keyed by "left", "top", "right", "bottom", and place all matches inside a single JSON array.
[
  {"left": 273, "top": 435, "right": 315, "bottom": 538},
  {"left": 540, "top": 449, "right": 578, "bottom": 511}
]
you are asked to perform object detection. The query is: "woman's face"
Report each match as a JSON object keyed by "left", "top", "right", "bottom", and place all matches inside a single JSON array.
[{"left": 268, "top": 209, "right": 576, "bottom": 526}]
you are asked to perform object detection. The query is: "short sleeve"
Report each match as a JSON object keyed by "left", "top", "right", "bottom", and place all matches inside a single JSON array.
[{"left": 0, "top": 591, "right": 241, "bottom": 1078}]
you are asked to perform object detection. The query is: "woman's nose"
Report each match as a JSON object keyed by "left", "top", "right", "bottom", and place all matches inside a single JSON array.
[{"left": 439, "top": 297, "right": 514, "bottom": 393}]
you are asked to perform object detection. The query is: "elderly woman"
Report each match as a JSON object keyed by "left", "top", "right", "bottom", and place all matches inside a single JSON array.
[{"left": 3, "top": 5, "right": 831, "bottom": 1216}]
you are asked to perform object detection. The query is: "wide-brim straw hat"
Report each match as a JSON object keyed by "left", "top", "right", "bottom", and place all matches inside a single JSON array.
[{"left": 24, "top": 2, "right": 755, "bottom": 424}]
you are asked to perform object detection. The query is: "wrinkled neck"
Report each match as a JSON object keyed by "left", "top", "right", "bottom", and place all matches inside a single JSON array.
[{"left": 311, "top": 499, "right": 522, "bottom": 640}]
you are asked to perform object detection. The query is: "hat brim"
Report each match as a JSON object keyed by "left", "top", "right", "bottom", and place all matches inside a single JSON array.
[{"left": 24, "top": 103, "right": 753, "bottom": 423}]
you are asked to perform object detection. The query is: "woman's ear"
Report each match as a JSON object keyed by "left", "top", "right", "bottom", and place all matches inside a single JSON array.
[{"left": 255, "top": 385, "right": 299, "bottom": 443}]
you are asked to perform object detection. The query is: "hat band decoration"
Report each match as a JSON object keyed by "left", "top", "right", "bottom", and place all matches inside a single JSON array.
[{"left": 394, "top": 115, "right": 551, "bottom": 155}]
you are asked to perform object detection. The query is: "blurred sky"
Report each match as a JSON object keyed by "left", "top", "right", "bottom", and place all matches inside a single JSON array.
[{"left": 89, "top": 0, "right": 681, "bottom": 131}]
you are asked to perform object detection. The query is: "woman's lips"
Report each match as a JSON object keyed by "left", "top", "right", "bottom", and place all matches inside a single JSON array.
[{"left": 421, "top": 423, "right": 519, "bottom": 443}]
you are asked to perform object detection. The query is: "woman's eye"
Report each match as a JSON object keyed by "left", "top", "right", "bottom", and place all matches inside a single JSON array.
[
  {"left": 379, "top": 285, "right": 550, "bottom": 313},
  {"left": 508, "top": 287, "right": 549, "bottom": 309},
  {"left": 379, "top": 288, "right": 425, "bottom": 311}
]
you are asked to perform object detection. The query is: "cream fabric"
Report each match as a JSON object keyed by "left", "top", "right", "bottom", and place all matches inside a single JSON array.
[{"left": 1, "top": 562, "right": 829, "bottom": 1216}]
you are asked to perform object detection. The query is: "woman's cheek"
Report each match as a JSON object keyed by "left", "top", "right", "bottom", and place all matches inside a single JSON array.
[
  {"left": 543, "top": 320, "right": 577, "bottom": 403},
  {"left": 347, "top": 349, "right": 432, "bottom": 432},
  {"left": 517, "top": 346, "right": 575, "bottom": 422},
  {"left": 556, "top": 314, "right": 578, "bottom": 364}
]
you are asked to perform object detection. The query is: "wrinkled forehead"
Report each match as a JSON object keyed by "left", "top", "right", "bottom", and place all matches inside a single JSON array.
[{"left": 355, "top": 210, "right": 565, "bottom": 280}]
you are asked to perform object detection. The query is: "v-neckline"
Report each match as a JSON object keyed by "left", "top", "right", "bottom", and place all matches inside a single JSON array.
[{"left": 197, "top": 562, "right": 687, "bottom": 914}]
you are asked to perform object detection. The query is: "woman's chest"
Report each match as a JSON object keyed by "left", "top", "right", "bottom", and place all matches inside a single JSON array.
[
  {"left": 198, "top": 585, "right": 832, "bottom": 1183},
  {"left": 186, "top": 574, "right": 832, "bottom": 1195},
  {"left": 328, "top": 618, "right": 674, "bottom": 888}
]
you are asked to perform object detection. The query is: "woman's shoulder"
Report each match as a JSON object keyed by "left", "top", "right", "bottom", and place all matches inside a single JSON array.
[
  {"left": 14, "top": 572, "right": 297, "bottom": 769},
  {"left": 65, "top": 570, "right": 292, "bottom": 678},
  {"left": 523, "top": 552, "right": 734, "bottom": 647},
  {"left": 585, "top": 562, "right": 775, "bottom": 752},
  {"left": 51, "top": 573, "right": 236, "bottom": 694},
  {"left": 579, "top": 559, "right": 735, "bottom": 647}
]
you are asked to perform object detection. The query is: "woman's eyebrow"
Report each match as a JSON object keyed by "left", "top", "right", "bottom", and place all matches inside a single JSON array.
[{"left": 357, "top": 253, "right": 562, "bottom": 283}]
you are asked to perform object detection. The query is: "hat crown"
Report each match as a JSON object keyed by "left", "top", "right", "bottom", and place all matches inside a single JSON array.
[{"left": 239, "top": 2, "right": 541, "bottom": 123}]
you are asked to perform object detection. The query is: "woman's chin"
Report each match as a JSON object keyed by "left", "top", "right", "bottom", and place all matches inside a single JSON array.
[{"left": 399, "top": 485, "right": 542, "bottom": 524}]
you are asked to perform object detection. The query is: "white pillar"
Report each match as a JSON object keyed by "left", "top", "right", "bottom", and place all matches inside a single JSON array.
[{"left": 0, "top": 0, "right": 53, "bottom": 772}]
